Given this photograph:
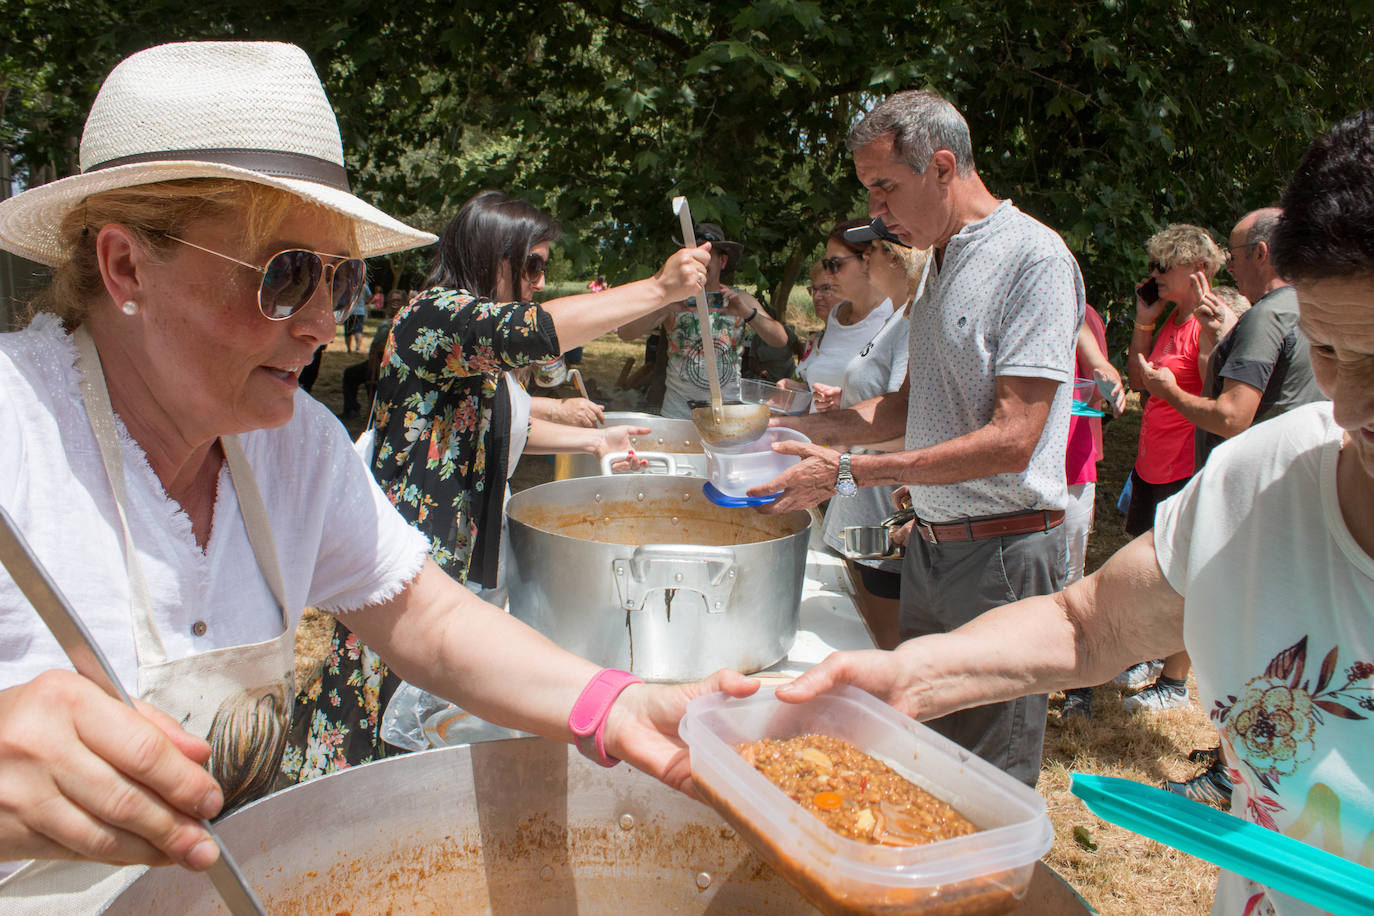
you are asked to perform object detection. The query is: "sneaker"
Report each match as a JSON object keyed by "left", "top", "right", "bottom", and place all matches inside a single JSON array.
[
  {"left": 1061, "top": 689, "right": 1093, "bottom": 721},
  {"left": 1121, "top": 678, "right": 1189, "bottom": 711},
  {"left": 1165, "top": 758, "right": 1233, "bottom": 808},
  {"left": 1113, "top": 659, "right": 1164, "bottom": 690}
]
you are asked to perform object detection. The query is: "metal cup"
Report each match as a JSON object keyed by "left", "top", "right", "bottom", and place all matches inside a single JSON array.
[{"left": 841, "top": 525, "right": 901, "bottom": 560}]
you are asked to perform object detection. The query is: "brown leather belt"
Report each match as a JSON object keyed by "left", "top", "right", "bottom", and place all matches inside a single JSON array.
[{"left": 914, "top": 509, "right": 1065, "bottom": 545}]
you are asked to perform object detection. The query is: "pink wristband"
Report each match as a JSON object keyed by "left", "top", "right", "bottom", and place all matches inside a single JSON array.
[{"left": 568, "top": 668, "right": 643, "bottom": 767}]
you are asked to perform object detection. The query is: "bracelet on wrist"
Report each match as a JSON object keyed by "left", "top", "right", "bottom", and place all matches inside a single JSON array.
[
  {"left": 1133, "top": 321, "right": 1156, "bottom": 332},
  {"left": 745, "top": 307, "right": 760, "bottom": 323}
]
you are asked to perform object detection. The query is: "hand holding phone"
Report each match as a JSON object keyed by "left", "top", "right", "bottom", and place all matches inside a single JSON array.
[{"left": 1136, "top": 278, "right": 1160, "bottom": 306}]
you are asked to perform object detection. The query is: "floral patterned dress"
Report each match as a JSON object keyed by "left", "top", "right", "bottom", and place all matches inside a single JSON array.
[{"left": 280, "top": 287, "right": 560, "bottom": 786}]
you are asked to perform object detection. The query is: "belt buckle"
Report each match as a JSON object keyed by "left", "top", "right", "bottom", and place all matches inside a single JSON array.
[{"left": 916, "top": 519, "right": 939, "bottom": 544}]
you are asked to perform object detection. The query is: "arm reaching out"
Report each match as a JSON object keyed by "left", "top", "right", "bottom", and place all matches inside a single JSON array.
[{"left": 776, "top": 532, "right": 1185, "bottom": 716}]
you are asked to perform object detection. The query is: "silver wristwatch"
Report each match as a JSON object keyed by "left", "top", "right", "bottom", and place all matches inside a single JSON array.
[{"left": 835, "top": 452, "right": 858, "bottom": 497}]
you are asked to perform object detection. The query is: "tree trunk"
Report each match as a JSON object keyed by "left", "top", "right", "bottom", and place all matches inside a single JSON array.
[{"left": 768, "top": 244, "right": 806, "bottom": 320}]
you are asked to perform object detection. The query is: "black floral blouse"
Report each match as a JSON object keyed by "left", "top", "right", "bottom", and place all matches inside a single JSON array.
[{"left": 370, "top": 285, "right": 560, "bottom": 583}]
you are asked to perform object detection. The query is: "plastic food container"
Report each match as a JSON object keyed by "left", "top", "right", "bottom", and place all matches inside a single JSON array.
[
  {"left": 680, "top": 686, "right": 1054, "bottom": 915},
  {"left": 740, "top": 377, "right": 813, "bottom": 415},
  {"left": 702, "top": 427, "right": 810, "bottom": 497}
]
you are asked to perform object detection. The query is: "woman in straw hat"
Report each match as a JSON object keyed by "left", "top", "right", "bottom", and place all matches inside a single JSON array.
[{"left": 0, "top": 41, "right": 746, "bottom": 908}]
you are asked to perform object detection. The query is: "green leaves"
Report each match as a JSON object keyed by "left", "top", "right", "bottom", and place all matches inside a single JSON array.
[{"left": 5, "top": 0, "right": 1369, "bottom": 327}]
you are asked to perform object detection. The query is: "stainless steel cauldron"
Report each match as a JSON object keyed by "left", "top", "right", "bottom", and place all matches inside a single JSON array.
[
  {"left": 103, "top": 738, "right": 809, "bottom": 914},
  {"left": 505, "top": 476, "right": 810, "bottom": 681},
  {"left": 103, "top": 738, "right": 1093, "bottom": 915},
  {"left": 557, "top": 411, "right": 708, "bottom": 479}
]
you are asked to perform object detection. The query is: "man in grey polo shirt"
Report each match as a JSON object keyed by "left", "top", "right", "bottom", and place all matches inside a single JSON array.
[{"left": 755, "top": 90, "right": 1084, "bottom": 786}]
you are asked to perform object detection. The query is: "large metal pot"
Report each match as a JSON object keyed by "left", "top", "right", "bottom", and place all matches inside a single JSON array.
[
  {"left": 505, "top": 476, "right": 810, "bottom": 681},
  {"left": 556, "top": 411, "right": 708, "bottom": 479},
  {"left": 103, "top": 738, "right": 1093, "bottom": 915},
  {"left": 103, "top": 738, "right": 808, "bottom": 914}
]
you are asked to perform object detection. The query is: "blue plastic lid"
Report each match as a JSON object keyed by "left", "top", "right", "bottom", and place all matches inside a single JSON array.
[
  {"left": 702, "top": 481, "right": 778, "bottom": 507},
  {"left": 1071, "top": 399, "right": 1106, "bottom": 418}
]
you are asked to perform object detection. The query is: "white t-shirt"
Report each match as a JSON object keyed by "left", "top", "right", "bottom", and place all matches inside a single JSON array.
[
  {"left": 904, "top": 201, "right": 1084, "bottom": 521},
  {"left": 1155, "top": 402, "right": 1374, "bottom": 916},
  {"left": 820, "top": 308, "right": 911, "bottom": 572},
  {"left": 0, "top": 314, "right": 431, "bottom": 697},
  {"left": 796, "top": 298, "right": 896, "bottom": 395}
]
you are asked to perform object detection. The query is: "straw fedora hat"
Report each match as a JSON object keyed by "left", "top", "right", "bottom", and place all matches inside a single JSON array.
[{"left": 0, "top": 41, "right": 436, "bottom": 267}]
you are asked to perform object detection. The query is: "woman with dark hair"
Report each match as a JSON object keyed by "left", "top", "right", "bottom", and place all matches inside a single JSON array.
[
  {"left": 616, "top": 221, "right": 789, "bottom": 419},
  {"left": 284, "top": 190, "right": 710, "bottom": 780},
  {"left": 779, "top": 109, "right": 1374, "bottom": 916},
  {"left": 794, "top": 219, "right": 897, "bottom": 412}
]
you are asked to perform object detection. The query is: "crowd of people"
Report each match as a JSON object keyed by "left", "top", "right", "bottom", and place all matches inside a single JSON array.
[{"left": 0, "top": 38, "right": 1369, "bottom": 916}]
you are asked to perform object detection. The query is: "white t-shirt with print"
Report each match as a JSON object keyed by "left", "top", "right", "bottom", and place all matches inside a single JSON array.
[
  {"left": 1155, "top": 402, "right": 1374, "bottom": 916},
  {"left": 904, "top": 201, "right": 1084, "bottom": 522},
  {"left": 795, "top": 298, "right": 896, "bottom": 395},
  {"left": 0, "top": 314, "right": 431, "bottom": 698}
]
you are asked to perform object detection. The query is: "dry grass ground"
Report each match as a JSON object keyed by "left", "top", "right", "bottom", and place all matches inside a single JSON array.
[{"left": 304, "top": 318, "right": 1220, "bottom": 915}]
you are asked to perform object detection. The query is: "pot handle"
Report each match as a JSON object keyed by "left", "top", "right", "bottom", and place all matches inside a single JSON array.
[
  {"left": 599, "top": 450, "right": 678, "bottom": 476},
  {"left": 613, "top": 545, "right": 738, "bottom": 614}
]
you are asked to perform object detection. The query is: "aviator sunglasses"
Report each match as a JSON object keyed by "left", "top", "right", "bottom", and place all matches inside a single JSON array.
[{"left": 164, "top": 234, "right": 368, "bottom": 321}]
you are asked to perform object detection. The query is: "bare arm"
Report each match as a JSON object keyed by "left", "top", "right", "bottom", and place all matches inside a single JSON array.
[
  {"left": 547, "top": 246, "right": 709, "bottom": 349},
  {"left": 616, "top": 306, "right": 674, "bottom": 342},
  {"left": 1076, "top": 323, "right": 1125, "bottom": 413},
  {"left": 522, "top": 420, "right": 650, "bottom": 473},
  {"left": 754, "top": 375, "right": 1057, "bottom": 511},
  {"left": 1127, "top": 281, "right": 1169, "bottom": 390},
  {"left": 342, "top": 560, "right": 757, "bottom": 793},
  {"left": 1138, "top": 368, "right": 1263, "bottom": 438},
  {"left": 776, "top": 532, "right": 1185, "bottom": 716},
  {"left": 723, "top": 287, "right": 788, "bottom": 347},
  {"left": 529, "top": 396, "right": 604, "bottom": 428}
]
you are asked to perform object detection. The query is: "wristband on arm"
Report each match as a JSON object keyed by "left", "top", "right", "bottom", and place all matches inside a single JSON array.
[{"left": 568, "top": 668, "right": 643, "bottom": 767}]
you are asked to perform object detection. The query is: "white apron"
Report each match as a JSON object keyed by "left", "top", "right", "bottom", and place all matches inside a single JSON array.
[{"left": 0, "top": 328, "right": 295, "bottom": 912}]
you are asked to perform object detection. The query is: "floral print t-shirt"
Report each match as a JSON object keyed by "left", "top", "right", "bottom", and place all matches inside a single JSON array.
[
  {"left": 370, "top": 286, "right": 559, "bottom": 581},
  {"left": 660, "top": 306, "right": 754, "bottom": 419},
  {"left": 1155, "top": 402, "right": 1374, "bottom": 916}
]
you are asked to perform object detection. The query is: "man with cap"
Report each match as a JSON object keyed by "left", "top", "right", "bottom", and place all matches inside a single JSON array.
[
  {"left": 617, "top": 222, "right": 789, "bottom": 419},
  {"left": 755, "top": 90, "right": 1085, "bottom": 787}
]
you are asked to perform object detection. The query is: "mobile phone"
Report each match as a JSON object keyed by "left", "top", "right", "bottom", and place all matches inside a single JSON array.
[
  {"left": 1137, "top": 278, "right": 1160, "bottom": 305},
  {"left": 705, "top": 290, "right": 726, "bottom": 309}
]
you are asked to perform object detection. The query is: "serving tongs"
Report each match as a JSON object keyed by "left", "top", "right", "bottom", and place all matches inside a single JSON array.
[
  {"left": 1072, "top": 773, "right": 1374, "bottom": 915},
  {"left": 0, "top": 503, "right": 267, "bottom": 916}
]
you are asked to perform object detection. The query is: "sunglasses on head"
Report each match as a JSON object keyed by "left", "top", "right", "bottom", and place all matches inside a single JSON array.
[
  {"left": 523, "top": 252, "right": 547, "bottom": 282},
  {"left": 165, "top": 234, "right": 367, "bottom": 321},
  {"left": 821, "top": 254, "right": 860, "bottom": 274}
]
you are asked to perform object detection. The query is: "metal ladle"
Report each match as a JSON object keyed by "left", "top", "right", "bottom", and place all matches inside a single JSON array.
[
  {"left": 0, "top": 504, "right": 267, "bottom": 916},
  {"left": 672, "top": 197, "right": 769, "bottom": 447}
]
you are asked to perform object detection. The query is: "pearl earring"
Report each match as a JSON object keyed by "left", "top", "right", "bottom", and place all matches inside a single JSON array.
[{"left": 121, "top": 300, "right": 138, "bottom": 316}]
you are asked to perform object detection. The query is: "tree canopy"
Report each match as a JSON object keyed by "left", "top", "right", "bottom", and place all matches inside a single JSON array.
[{"left": 4, "top": 0, "right": 1372, "bottom": 343}]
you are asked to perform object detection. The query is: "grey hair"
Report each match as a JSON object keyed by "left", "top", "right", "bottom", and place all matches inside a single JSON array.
[
  {"left": 845, "top": 90, "right": 976, "bottom": 176},
  {"left": 1246, "top": 207, "right": 1283, "bottom": 248}
]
